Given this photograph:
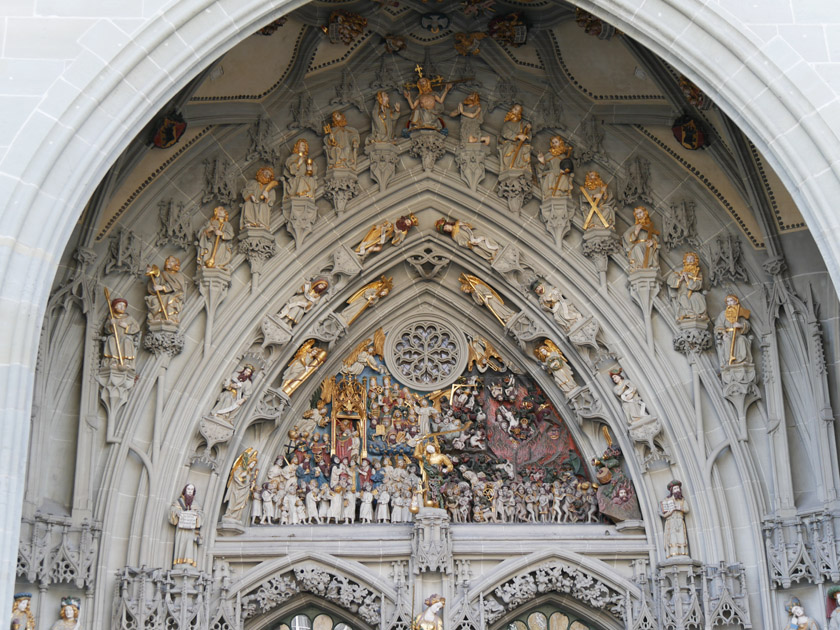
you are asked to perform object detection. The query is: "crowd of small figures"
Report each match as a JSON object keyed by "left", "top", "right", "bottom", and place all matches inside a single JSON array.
[
  {"left": 249, "top": 460, "right": 600, "bottom": 526},
  {"left": 248, "top": 371, "right": 604, "bottom": 526}
]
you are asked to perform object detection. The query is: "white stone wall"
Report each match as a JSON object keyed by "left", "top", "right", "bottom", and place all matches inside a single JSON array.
[{"left": 2, "top": 0, "right": 840, "bottom": 625}]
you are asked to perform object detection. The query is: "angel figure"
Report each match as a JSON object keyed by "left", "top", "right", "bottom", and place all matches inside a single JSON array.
[
  {"left": 534, "top": 339, "right": 577, "bottom": 395},
  {"left": 435, "top": 217, "right": 500, "bottom": 262},
  {"left": 355, "top": 214, "right": 418, "bottom": 260},
  {"left": 223, "top": 447, "right": 259, "bottom": 522},
  {"left": 337, "top": 276, "right": 394, "bottom": 327},
  {"left": 341, "top": 328, "right": 386, "bottom": 376},
  {"left": 281, "top": 340, "right": 327, "bottom": 397},
  {"left": 459, "top": 273, "right": 517, "bottom": 327},
  {"left": 466, "top": 334, "right": 505, "bottom": 372}
]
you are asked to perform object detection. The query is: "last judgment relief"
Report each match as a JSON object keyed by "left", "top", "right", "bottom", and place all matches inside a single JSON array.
[{"left": 225, "top": 326, "right": 641, "bottom": 527}]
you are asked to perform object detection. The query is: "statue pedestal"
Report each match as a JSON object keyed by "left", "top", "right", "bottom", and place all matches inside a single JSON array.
[
  {"left": 324, "top": 167, "right": 359, "bottom": 214},
  {"left": 568, "top": 315, "right": 601, "bottom": 355},
  {"left": 238, "top": 226, "right": 276, "bottom": 292},
  {"left": 627, "top": 414, "right": 670, "bottom": 469},
  {"left": 539, "top": 196, "right": 575, "bottom": 248},
  {"left": 217, "top": 518, "right": 246, "bottom": 536},
  {"left": 144, "top": 320, "right": 184, "bottom": 358},
  {"left": 96, "top": 365, "right": 136, "bottom": 434},
  {"left": 455, "top": 142, "right": 487, "bottom": 191},
  {"left": 285, "top": 198, "right": 318, "bottom": 249},
  {"left": 496, "top": 169, "right": 533, "bottom": 214},
  {"left": 719, "top": 357, "right": 760, "bottom": 441},
  {"left": 627, "top": 268, "right": 661, "bottom": 353},
  {"left": 261, "top": 314, "right": 294, "bottom": 349},
  {"left": 582, "top": 227, "right": 619, "bottom": 287},
  {"left": 196, "top": 266, "right": 231, "bottom": 357},
  {"left": 365, "top": 141, "right": 400, "bottom": 193},
  {"left": 673, "top": 318, "right": 711, "bottom": 355},
  {"left": 409, "top": 130, "right": 446, "bottom": 172},
  {"left": 195, "top": 413, "right": 235, "bottom": 468}
]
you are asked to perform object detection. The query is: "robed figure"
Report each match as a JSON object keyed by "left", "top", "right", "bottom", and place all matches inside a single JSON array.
[
  {"left": 101, "top": 298, "right": 140, "bottom": 369},
  {"left": 498, "top": 104, "right": 532, "bottom": 172},
  {"left": 660, "top": 480, "right": 689, "bottom": 558},
  {"left": 169, "top": 483, "right": 203, "bottom": 569},
  {"left": 368, "top": 91, "right": 400, "bottom": 142},
  {"left": 197, "top": 207, "right": 235, "bottom": 269},
  {"left": 241, "top": 166, "right": 279, "bottom": 229}
]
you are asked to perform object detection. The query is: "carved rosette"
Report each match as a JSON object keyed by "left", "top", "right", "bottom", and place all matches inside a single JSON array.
[
  {"left": 496, "top": 171, "right": 533, "bottom": 214},
  {"left": 324, "top": 168, "right": 359, "bottom": 214},
  {"left": 365, "top": 142, "right": 400, "bottom": 193},
  {"left": 455, "top": 143, "right": 488, "bottom": 191},
  {"left": 539, "top": 197, "right": 574, "bottom": 247},
  {"left": 409, "top": 130, "right": 446, "bottom": 172},
  {"left": 384, "top": 316, "right": 467, "bottom": 391},
  {"left": 285, "top": 198, "right": 318, "bottom": 248}
]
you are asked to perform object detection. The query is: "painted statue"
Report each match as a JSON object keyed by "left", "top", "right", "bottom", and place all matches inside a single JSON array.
[
  {"left": 223, "top": 447, "right": 259, "bottom": 522},
  {"left": 828, "top": 587, "right": 840, "bottom": 630},
  {"left": 169, "top": 483, "right": 202, "bottom": 569},
  {"left": 241, "top": 166, "right": 279, "bottom": 229},
  {"left": 368, "top": 91, "right": 400, "bottom": 142},
  {"left": 210, "top": 365, "right": 255, "bottom": 420},
  {"left": 101, "top": 297, "right": 141, "bottom": 370},
  {"left": 498, "top": 104, "right": 532, "bottom": 171},
  {"left": 534, "top": 339, "right": 577, "bottom": 395},
  {"left": 435, "top": 217, "right": 500, "bottom": 261},
  {"left": 537, "top": 135, "right": 574, "bottom": 198},
  {"left": 276, "top": 279, "right": 330, "bottom": 326},
  {"left": 660, "top": 480, "right": 689, "bottom": 558},
  {"left": 145, "top": 256, "right": 185, "bottom": 324},
  {"left": 622, "top": 206, "right": 660, "bottom": 271},
  {"left": 49, "top": 597, "right": 80, "bottom": 630},
  {"left": 714, "top": 294, "right": 752, "bottom": 367},
  {"left": 284, "top": 138, "right": 317, "bottom": 199},
  {"left": 338, "top": 276, "right": 393, "bottom": 327},
  {"left": 403, "top": 72, "right": 452, "bottom": 132},
  {"left": 666, "top": 252, "right": 708, "bottom": 321},
  {"left": 323, "top": 111, "right": 360, "bottom": 170},
  {"left": 783, "top": 598, "right": 819, "bottom": 630},
  {"left": 449, "top": 92, "right": 489, "bottom": 144},
  {"left": 413, "top": 594, "right": 445, "bottom": 630},
  {"left": 579, "top": 171, "right": 616, "bottom": 230},
  {"left": 281, "top": 340, "right": 327, "bottom": 397},
  {"left": 197, "top": 206, "right": 234, "bottom": 269},
  {"left": 532, "top": 279, "right": 584, "bottom": 332},
  {"left": 459, "top": 273, "right": 516, "bottom": 327},
  {"left": 10, "top": 593, "right": 35, "bottom": 630},
  {"left": 355, "top": 214, "right": 419, "bottom": 260}
]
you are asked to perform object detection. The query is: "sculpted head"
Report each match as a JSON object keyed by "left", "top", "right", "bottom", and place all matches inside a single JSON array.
[
  {"left": 682, "top": 252, "right": 698, "bottom": 269},
  {"left": 668, "top": 480, "right": 683, "bottom": 499},
  {"left": 376, "top": 91, "right": 390, "bottom": 107},
  {"left": 549, "top": 135, "right": 569, "bottom": 154},
  {"left": 725, "top": 294, "right": 740, "bottom": 308},
  {"left": 504, "top": 104, "right": 523, "bottom": 122},
  {"left": 293, "top": 138, "right": 309, "bottom": 155},
  {"left": 584, "top": 171, "right": 605, "bottom": 190},
  {"left": 256, "top": 166, "right": 275, "bottom": 185},
  {"left": 111, "top": 298, "right": 128, "bottom": 314},
  {"left": 417, "top": 77, "right": 432, "bottom": 93},
  {"left": 164, "top": 255, "right": 181, "bottom": 272},
  {"left": 464, "top": 91, "right": 481, "bottom": 106},
  {"left": 213, "top": 206, "right": 229, "bottom": 221},
  {"left": 331, "top": 111, "right": 347, "bottom": 127},
  {"left": 633, "top": 206, "right": 650, "bottom": 223},
  {"left": 60, "top": 598, "right": 80, "bottom": 621}
]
